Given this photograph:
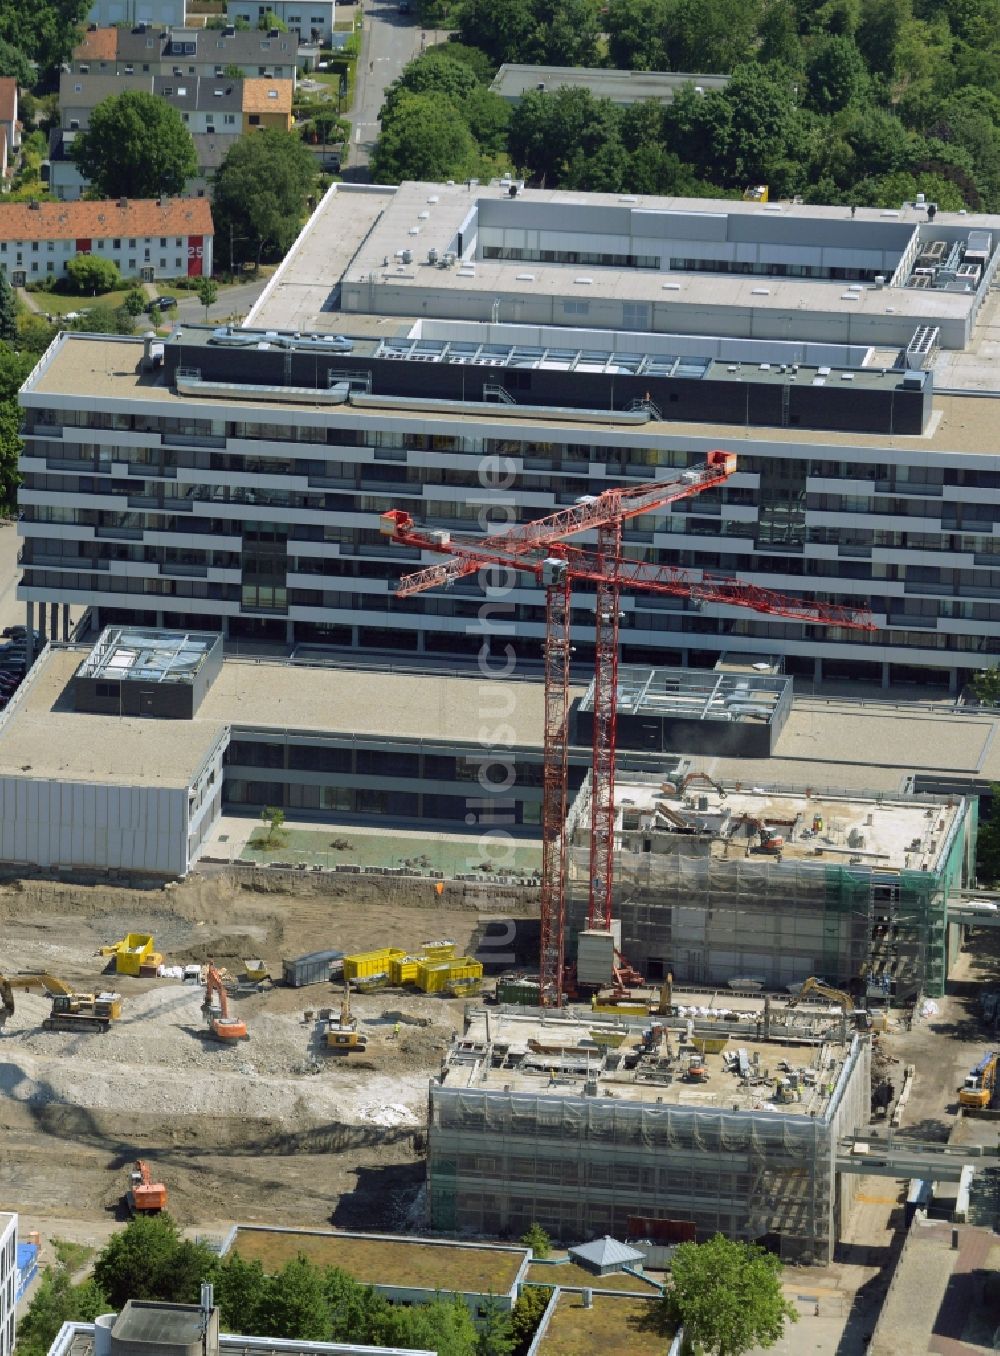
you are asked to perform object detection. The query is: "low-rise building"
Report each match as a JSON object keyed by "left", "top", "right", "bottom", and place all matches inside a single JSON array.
[
  {"left": 0, "top": 198, "right": 213, "bottom": 286},
  {"left": 71, "top": 25, "right": 307, "bottom": 82},
  {"left": 49, "top": 1297, "right": 433, "bottom": 1356},
  {"left": 490, "top": 64, "right": 730, "bottom": 107},
  {"left": 86, "top": 0, "right": 185, "bottom": 26},
  {"left": 0, "top": 79, "right": 19, "bottom": 182},
  {"left": 0, "top": 1213, "right": 16, "bottom": 1356},
  {"left": 50, "top": 71, "right": 293, "bottom": 199},
  {"left": 226, "top": 0, "right": 336, "bottom": 43}
]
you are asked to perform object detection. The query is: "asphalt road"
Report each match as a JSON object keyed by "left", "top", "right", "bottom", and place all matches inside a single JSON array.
[
  {"left": 351, "top": 0, "right": 427, "bottom": 169},
  {"left": 172, "top": 277, "right": 272, "bottom": 326}
]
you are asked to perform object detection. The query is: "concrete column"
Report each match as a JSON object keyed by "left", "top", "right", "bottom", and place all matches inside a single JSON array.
[
  {"left": 680, "top": 648, "right": 689, "bottom": 668},
  {"left": 416, "top": 629, "right": 426, "bottom": 653},
  {"left": 155, "top": 611, "right": 165, "bottom": 629},
  {"left": 25, "top": 601, "right": 34, "bottom": 668},
  {"left": 881, "top": 662, "right": 891, "bottom": 690},
  {"left": 949, "top": 668, "right": 959, "bottom": 697},
  {"left": 351, "top": 626, "right": 360, "bottom": 648},
  {"left": 221, "top": 616, "right": 230, "bottom": 640},
  {"left": 37, "top": 601, "right": 46, "bottom": 645},
  {"left": 285, "top": 618, "right": 295, "bottom": 646},
  {"left": 813, "top": 657, "right": 823, "bottom": 685},
  {"left": 61, "top": 604, "right": 70, "bottom": 641}
]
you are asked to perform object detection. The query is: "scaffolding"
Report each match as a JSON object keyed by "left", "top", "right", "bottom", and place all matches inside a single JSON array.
[
  {"left": 564, "top": 774, "right": 971, "bottom": 1001},
  {"left": 428, "top": 1037, "right": 870, "bottom": 1264}
]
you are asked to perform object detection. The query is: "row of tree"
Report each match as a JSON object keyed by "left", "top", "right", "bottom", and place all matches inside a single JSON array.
[{"left": 385, "top": 0, "right": 1000, "bottom": 210}]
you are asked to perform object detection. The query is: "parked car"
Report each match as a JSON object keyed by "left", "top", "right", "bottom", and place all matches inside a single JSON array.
[
  {"left": 148, "top": 295, "right": 178, "bottom": 312},
  {"left": 1, "top": 625, "right": 40, "bottom": 641}
]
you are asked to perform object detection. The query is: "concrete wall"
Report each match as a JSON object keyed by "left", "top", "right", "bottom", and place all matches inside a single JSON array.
[{"left": 0, "top": 777, "right": 190, "bottom": 875}]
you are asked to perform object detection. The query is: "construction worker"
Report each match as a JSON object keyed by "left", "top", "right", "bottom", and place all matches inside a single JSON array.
[{"left": 393, "top": 1021, "right": 401, "bottom": 1040}]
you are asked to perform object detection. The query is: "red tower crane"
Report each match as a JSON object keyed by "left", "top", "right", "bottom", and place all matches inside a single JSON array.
[{"left": 380, "top": 452, "right": 876, "bottom": 1006}]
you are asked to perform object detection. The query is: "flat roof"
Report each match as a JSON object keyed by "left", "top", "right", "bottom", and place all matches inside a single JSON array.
[
  {"left": 490, "top": 63, "right": 729, "bottom": 103},
  {"left": 229, "top": 1227, "right": 526, "bottom": 1295},
  {"left": 0, "top": 646, "right": 226, "bottom": 787},
  {"left": 444, "top": 1011, "right": 852, "bottom": 1116},
  {"left": 21, "top": 333, "right": 1000, "bottom": 454},
  {"left": 580, "top": 665, "right": 788, "bottom": 724},
  {"left": 576, "top": 774, "right": 963, "bottom": 873},
  {"left": 0, "top": 645, "right": 577, "bottom": 786},
  {"left": 113, "top": 1302, "right": 206, "bottom": 1348},
  {"left": 701, "top": 696, "right": 1000, "bottom": 792},
  {"left": 536, "top": 1292, "right": 671, "bottom": 1355}
]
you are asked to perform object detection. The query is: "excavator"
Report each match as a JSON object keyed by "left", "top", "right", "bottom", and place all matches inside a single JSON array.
[
  {"left": 0, "top": 973, "right": 123, "bottom": 1032},
  {"left": 959, "top": 1050, "right": 998, "bottom": 1110},
  {"left": 787, "top": 976, "right": 872, "bottom": 1031},
  {"left": 126, "top": 1160, "right": 168, "bottom": 1215},
  {"left": 202, "top": 964, "right": 248, "bottom": 1041},
  {"left": 325, "top": 983, "right": 368, "bottom": 1055}
]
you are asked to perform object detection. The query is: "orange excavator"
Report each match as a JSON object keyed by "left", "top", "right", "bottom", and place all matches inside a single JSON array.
[
  {"left": 127, "top": 1160, "right": 167, "bottom": 1214},
  {"left": 202, "top": 964, "right": 249, "bottom": 1041}
]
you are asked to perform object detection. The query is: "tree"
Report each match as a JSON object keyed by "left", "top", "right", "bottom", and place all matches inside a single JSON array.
[
  {"left": 215, "top": 1252, "right": 270, "bottom": 1335},
  {"left": 71, "top": 91, "right": 197, "bottom": 198},
  {"left": 806, "top": 35, "right": 871, "bottom": 113},
  {"left": 0, "top": 38, "right": 35, "bottom": 87},
  {"left": 0, "top": 270, "right": 15, "bottom": 343},
  {"left": 196, "top": 276, "right": 218, "bottom": 321},
  {"left": 475, "top": 1297, "right": 514, "bottom": 1355},
  {"left": 68, "top": 306, "right": 134, "bottom": 335},
  {"left": 0, "top": 0, "right": 89, "bottom": 72},
  {"left": 93, "top": 1215, "right": 219, "bottom": 1310},
  {"left": 259, "top": 1256, "right": 330, "bottom": 1341},
  {"left": 16, "top": 1267, "right": 107, "bottom": 1356},
  {"left": 258, "top": 9, "right": 288, "bottom": 28},
  {"left": 122, "top": 288, "right": 147, "bottom": 317},
  {"left": 213, "top": 128, "right": 316, "bottom": 269},
  {"left": 973, "top": 668, "right": 1000, "bottom": 705},
  {"left": 607, "top": 0, "right": 670, "bottom": 70},
  {"left": 370, "top": 92, "right": 480, "bottom": 184},
  {"left": 661, "top": 1235, "right": 797, "bottom": 1356},
  {"left": 509, "top": 1286, "right": 549, "bottom": 1356},
  {"left": 0, "top": 341, "right": 36, "bottom": 509},
  {"left": 262, "top": 807, "right": 286, "bottom": 844},
  {"left": 519, "top": 1224, "right": 552, "bottom": 1259},
  {"left": 65, "top": 252, "right": 120, "bottom": 295},
  {"left": 663, "top": 0, "right": 762, "bottom": 74}
]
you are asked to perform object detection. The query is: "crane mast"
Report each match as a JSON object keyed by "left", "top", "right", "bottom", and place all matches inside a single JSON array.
[{"left": 381, "top": 452, "right": 876, "bottom": 1005}]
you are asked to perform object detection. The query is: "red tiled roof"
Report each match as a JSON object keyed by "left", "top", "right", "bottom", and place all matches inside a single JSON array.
[
  {"left": 0, "top": 198, "right": 214, "bottom": 242},
  {"left": 71, "top": 28, "right": 118, "bottom": 62}
]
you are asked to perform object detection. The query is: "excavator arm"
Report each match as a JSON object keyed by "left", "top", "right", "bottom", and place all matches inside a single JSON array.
[{"left": 788, "top": 976, "right": 854, "bottom": 1012}]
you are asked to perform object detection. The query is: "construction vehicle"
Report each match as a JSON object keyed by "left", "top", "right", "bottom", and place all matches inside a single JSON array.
[
  {"left": 202, "top": 964, "right": 248, "bottom": 1041},
  {"left": 684, "top": 1054, "right": 708, "bottom": 1082},
  {"left": 786, "top": 976, "right": 872, "bottom": 1027},
  {"left": 959, "top": 1050, "right": 998, "bottom": 1110},
  {"left": 324, "top": 983, "right": 368, "bottom": 1055},
  {"left": 0, "top": 973, "right": 122, "bottom": 1032},
  {"left": 382, "top": 453, "right": 876, "bottom": 1008},
  {"left": 126, "top": 1160, "right": 167, "bottom": 1214},
  {"left": 743, "top": 185, "right": 769, "bottom": 202}
]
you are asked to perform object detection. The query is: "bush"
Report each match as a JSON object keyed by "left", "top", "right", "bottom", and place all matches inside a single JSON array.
[{"left": 65, "top": 253, "right": 121, "bottom": 295}]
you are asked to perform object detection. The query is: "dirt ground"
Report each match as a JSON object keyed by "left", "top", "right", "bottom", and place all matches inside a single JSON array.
[{"left": 0, "top": 870, "right": 533, "bottom": 1240}]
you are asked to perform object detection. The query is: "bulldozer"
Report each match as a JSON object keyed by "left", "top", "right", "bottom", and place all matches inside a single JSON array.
[
  {"left": 126, "top": 1160, "right": 167, "bottom": 1215},
  {"left": 0, "top": 973, "right": 122, "bottom": 1032},
  {"left": 325, "top": 983, "right": 368, "bottom": 1055}
]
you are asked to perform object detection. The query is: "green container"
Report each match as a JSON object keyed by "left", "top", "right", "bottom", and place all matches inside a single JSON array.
[{"left": 497, "top": 978, "right": 542, "bottom": 1006}]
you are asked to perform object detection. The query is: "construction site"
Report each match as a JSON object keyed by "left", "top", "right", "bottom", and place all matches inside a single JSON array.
[{"left": 565, "top": 773, "right": 975, "bottom": 1004}]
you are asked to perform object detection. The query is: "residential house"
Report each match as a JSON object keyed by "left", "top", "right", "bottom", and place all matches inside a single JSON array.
[
  {"left": 0, "top": 197, "right": 214, "bottom": 285},
  {"left": 86, "top": 0, "right": 185, "bottom": 26},
  {"left": 0, "top": 79, "right": 19, "bottom": 183},
  {"left": 226, "top": 0, "right": 336, "bottom": 44},
  {"left": 70, "top": 24, "right": 308, "bottom": 82},
  {"left": 49, "top": 72, "right": 293, "bottom": 198},
  {"left": 241, "top": 77, "right": 293, "bottom": 132}
]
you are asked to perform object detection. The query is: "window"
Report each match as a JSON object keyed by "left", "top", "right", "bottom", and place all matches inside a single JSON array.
[
  {"left": 563, "top": 300, "right": 589, "bottom": 315},
  {"left": 159, "top": 237, "right": 167, "bottom": 247},
  {"left": 267, "top": 88, "right": 278, "bottom": 98},
  {"left": 224, "top": 113, "right": 235, "bottom": 124},
  {"left": 112, "top": 238, "right": 121, "bottom": 248}
]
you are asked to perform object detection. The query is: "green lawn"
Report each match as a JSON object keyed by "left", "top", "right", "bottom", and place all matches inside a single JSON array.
[
  {"left": 241, "top": 825, "right": 542, "bottom": 877},
  {"left": 33, "top": 288, "right": 135, "bottom": 316}
]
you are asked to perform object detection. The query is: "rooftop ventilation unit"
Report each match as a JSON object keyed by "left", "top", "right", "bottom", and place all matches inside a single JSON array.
[{"left": 905, "top": 325, "right": 940, "bottom": 370}]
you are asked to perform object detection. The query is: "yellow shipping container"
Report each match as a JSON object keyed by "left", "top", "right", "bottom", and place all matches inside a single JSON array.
[
  {"left": 693, "top": 1036, "right": 729, "bottom": 1055},
  {"left": 421, "top": 939, "right": 456, "bottom": 960},
  {"left": 417, "top": 957, "right": 483, "bottom": 993},
  {"left": 115, "top": 933, "right": 154, "bottom": 976},
  {"left": 343, "top": 948, "right": 406, "bottom": 981},
  {"left": 389, "top": 955, "right": 425, "bottom": 986},
  {"left": 591, "top": 1000, "right": 647, "bottom": 1019}
]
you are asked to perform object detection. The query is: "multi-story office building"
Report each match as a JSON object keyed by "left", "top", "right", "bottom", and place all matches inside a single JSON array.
[{"left": 16, "top": 181, "right": 1000, "bottom": 691}]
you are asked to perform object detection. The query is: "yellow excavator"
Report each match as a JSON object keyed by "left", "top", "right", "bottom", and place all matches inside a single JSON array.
[
  {"left": 325, "top": 983, "right": 368, "bottom": 1055},
  {"left": 786, "top": 976, "right": 871, "bottom": 1031},
  {"left": 0, "top": 973, "right": 123, "bottom": 1033}
]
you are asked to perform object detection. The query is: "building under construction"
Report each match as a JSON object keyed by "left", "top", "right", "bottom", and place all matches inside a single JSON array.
[
  {"left": 565, "top": 774, "right": 975, "bottom": 1003},
  {"left": 428, "top": 1007, "right": 871, "bottom": 1263}
]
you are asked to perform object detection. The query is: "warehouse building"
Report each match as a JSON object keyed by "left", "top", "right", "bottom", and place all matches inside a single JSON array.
[
  {"left": 489, "top": 64, "right": 730, "bottom": 106},
  {"left": 565, "top": 772, "right": 975, "bottom": 1002},
  {"left": 428, "top": 1008, "right": 871, "bottom": 1263},
  {"left": 17, "top": 178, "right": 1000, "bottom": 691}
]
